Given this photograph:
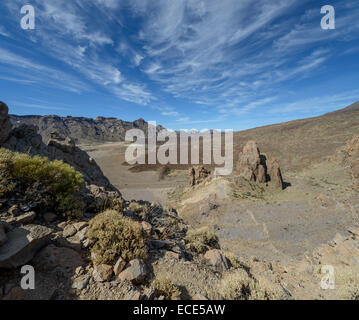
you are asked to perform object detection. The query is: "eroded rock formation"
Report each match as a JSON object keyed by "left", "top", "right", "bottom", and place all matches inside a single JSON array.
[
  {"left": 237, "top": 141, "right": 283, "bottom": 189},
  {"left": 189, "top": 166, "right": 211, "bottom": 186}
]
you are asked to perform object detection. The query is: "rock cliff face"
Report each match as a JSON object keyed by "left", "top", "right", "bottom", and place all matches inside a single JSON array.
[{"left": 10, "top": 114, "right": 163, "bottom": 145}]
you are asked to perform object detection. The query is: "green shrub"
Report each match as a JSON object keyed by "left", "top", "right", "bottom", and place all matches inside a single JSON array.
[
  {"left": 88, "top": 210, "right": 149, "bottom": 265},
  {"left": 151, "top": 278, "right": 181, "bottom": 300},
  {"left": 0, "top": 148, "right": 84, "bottom": 218},
  {"left": 185, "top": 226, "right": 220, "bottom": 254}
]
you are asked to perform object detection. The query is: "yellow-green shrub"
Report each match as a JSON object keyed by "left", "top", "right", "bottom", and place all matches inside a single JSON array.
[
  {"left": 185, "top": 226, "right": 219, "bottom": 254},
  {"left": 151, "top": 278, "right": 181, "bottom": 300},
  {"left": 0, "top": 148, "right": 84, "bottom": 218},
  {"left": 88, "top": 210, "right": 149, "bottom": 265}
]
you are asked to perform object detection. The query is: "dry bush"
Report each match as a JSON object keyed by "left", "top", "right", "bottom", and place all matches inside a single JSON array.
[
  {"left": 185, "top": 226, "right": 219, "bottom": 254},
  {"left": 151, "top": 278, "right": 182, "bottom": 300},
  {"left": 223, "top": 251, "right": 247, "bottom": 269},
  {"left": 0, "top": 148, "right": 84, "bottom": 219},
  {"left": 95, "top": 196, "right": 124, "bottom": 213},
  {"left": 128, "top": 202, "right": 148, "bottom": 220},
  {"left": 88, "top": 209, "right": 149, "bottom": 265},
  {"left": 335, "top": 267, "right": 359, "bottom": 300},
  {"left": 221, "top": 269, "right": 285, "bottom": 300}
]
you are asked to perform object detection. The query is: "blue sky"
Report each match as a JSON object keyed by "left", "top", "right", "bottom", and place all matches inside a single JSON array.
[{"left": 0, "top": 0, "right": 359, "bottom": 131}]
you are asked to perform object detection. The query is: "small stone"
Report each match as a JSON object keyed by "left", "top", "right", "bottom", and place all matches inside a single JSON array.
[
  {"left": 75, "top": 266, "right": 84, "bottom": 275},
  {"left": 63, "top": 225, "right": 77, "bottom": 238},
  {"left": 117, "top": 259, "right": 147, "bottom": 284},
  {"left": 82, "top": 238, "right": 94, "bottom": 248},
  {"left": 141, "top": 221, "right": 152, "bottom": 234},
  {"left": 57, "top": 221, "right": 67, "bottom": 229},
  {"left": 19, "top": 204, "right": 30, "bottom": 212},
  {"left": 72, "top": 275, "right": 90, "bottom": 290},
  {"left": 73, "top": 222, "right": 88, "bottom": 232},
  {"left": 15, "top": 211, "right": 36, "bottom": 225},
  {"left": 43, "top": 212, "right": 57, "bottom": 223},
  {"left": 8, "top": 205, "right": 21, "bottom": 217},
  {"left": 114, "top": 257, "right": 127, "bottom": 276},
  {"left": 204, "top": 249, "right": 230, "bottom": 272},
  {"left": 76, "top": 226, "right": 89, "bottom": 241},
  {"left": 93, "top": 264, "right": 113, "bottom": 282}
]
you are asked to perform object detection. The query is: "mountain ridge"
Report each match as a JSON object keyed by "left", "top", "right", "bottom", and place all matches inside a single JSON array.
[{"left": 10, "top": 114, "right": 162, "bottom": 145}]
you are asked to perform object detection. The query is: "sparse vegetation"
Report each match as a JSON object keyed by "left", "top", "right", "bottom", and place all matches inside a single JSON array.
[
  {"left": 151, "top": 278, "right": 182, "bottom": 300},
  {"left": 128, "top": 202, "right": 148, "bottom": 220},
  {"left": 93, "top": 196, "right": 124, "bottom": 213},
  {"left": 0, "top": 148, "right": 84, "bottom": 218},
  {"left": 185, "top": 226, "right": 219, "bottom": 254},
  {"left": 221, "top": 269, "right": 284, "bottom": 300},
  {"left": 334, "top": 268, "right": 359, "bottom": 300},
  {"left": 223, "top": 251, "right": 246, "bottom": 269},
  {"left": 88, "top": 209, "right": 149, "bottom": 265}
]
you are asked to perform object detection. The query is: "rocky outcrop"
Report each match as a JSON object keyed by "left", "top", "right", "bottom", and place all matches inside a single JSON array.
[
  {"left": 204, "top": 249, "right": 230, "bottom": 272},
  {"left": 0, "top": 102, "right": 12, "bottom": 145},
  {"left": 236, "top": 141, "right": 283, "bottom": 189},
  {"left": 10, "top": 114, "right": 164, "bottom": 145},
  {"left": 92, "top": 264, "right": 113, "bottom": 282},
  {"left": 3, "top": 124, "right": 114, "bottom": 191},
  {"left": 117, "top": 259, "right": 147, "bottom": 284},
  {"left": 0, "top": 224, "right": 53, "bottom": 269},
  {"left": 189, "top": 166, "right": 212, "bottom": 186}
]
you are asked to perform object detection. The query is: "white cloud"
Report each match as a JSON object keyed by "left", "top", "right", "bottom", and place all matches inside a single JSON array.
[
  {"left": 176, "top": 117, "right": 190, "bottom": 122},
  {"left": 269, "top": 90, "right": 359, "bottom": 115},
  {"left": 12, "top": 102, "right": 67, "bottom": 111},
  {"left": 162, "top": 111, "right": 179, "bottom": 116},
  {"left": 0, "top": 26, "right": 10, "bottom": 37}
]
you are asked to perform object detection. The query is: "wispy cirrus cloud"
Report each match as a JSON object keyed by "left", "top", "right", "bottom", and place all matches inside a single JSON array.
[{"left": 1, "top": 0, "right": 359, "bottom": 127}]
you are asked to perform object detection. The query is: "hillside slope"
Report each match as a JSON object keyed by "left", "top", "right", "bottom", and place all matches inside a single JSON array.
[{"left": 234, "top": 101, "right": 359, "bottom": 171}]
